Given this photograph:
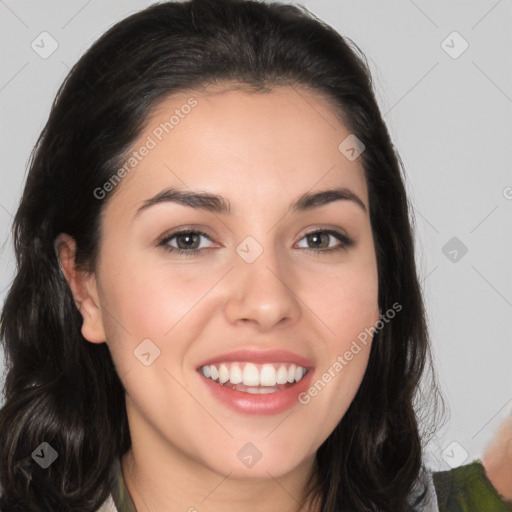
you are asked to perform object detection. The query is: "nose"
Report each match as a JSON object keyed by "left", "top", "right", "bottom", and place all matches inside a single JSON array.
[{"left": 223, "top": 244, "right": 302, "bottom": 332}]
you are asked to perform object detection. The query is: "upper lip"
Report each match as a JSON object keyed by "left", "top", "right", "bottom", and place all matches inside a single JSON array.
[{"left": 196, "top": 347, "right": 315, "bottom": 370}]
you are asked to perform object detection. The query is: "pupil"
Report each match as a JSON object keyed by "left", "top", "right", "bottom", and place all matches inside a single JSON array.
[
  {"left": 178, "top": 232, "right": 198, "bottom": 249},
  {"left": 175, "top": 232, "right": 329, "bottom": 250},
  {"left": 309, "top": 233, "right": 326, "bottom": 248}
]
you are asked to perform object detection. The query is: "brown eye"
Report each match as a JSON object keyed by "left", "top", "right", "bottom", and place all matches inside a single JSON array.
[
  {"left": 295, "top": 229, "right": 354, "bottom": 253},
  {"left": 158, "top": 229, "right": 213, "bottom": 256},
  {"left": 174, "top": 232, "right": 201, "bottom": 250},
  {"left": 157, "top": 228, "right": 354, "bottom": 258}
]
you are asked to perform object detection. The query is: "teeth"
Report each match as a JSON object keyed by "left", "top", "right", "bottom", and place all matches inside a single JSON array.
[
  {"left": 242, "top": 363, "right": 260, "bottom": 386},
  {"left": 276, "top": 365, "right": 289, "bottom": 384},
  {"left": 240, "top": 386, "right": 280, "bottom": 394},
  {"left": 258, "top": 387, "right": 278, "bottom": 394},
  {"left": 199, "top": 361, "right": 308, "bottom": 387},
  {"left": 287, "top": 364, "right": 296, "bottom": 383},
  {"left": 229, "top": 363, "right": 243, "bottom": 384},
  {"left": 259, "top": 365, "right": 276, "bottom": 386},
  {"left": 219, "top": 364, "right": 229, "bottom": 384}
]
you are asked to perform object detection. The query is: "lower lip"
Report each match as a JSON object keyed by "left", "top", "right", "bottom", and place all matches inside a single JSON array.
[{"left": 198, "top": 369, "right": 315, "bottom": 415}]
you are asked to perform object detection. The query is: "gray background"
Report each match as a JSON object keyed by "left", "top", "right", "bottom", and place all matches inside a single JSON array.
[{"left": 0, "top": 0, "right": 511, "bottom": 472}]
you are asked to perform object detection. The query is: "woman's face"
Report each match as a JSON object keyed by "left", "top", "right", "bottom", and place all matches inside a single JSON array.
[{"left": 78, "top": 84, "right": 380, "bottom": 479}]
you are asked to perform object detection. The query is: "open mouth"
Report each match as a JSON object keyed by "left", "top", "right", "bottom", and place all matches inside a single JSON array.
[{"left": 197, "top": 361, "right": 308, "bottom": 394}]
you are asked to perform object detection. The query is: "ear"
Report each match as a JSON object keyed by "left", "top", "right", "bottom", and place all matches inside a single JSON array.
[{"left": 54, "top": 233, "right": 107, "bottom": 344}]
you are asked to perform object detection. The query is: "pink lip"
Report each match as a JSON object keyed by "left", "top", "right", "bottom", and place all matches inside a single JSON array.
[
  {"left": 195, "top": 347, "right": 315, "bottom": 416},
  {"left": 198, "top": 368, "right": 315, "bottom": 415},
  {"left": 196, "top": 347, "right": 315, "bottom": 370}
]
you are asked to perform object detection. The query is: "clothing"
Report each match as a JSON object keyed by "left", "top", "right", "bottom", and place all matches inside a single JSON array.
[
  {"left": 101, "top": 457, "right": 512, "bottom": 511},
  {"left": 434, "top": 461, "right": 512, "bottom": 511}
]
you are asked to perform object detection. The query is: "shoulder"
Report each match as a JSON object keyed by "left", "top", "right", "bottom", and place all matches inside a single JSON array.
[
  {"left": 97, "top": 456, "right": 137, "bottom": 512},
  {"left": 432, "top": 459, "right": 512, "bottom": 512}
]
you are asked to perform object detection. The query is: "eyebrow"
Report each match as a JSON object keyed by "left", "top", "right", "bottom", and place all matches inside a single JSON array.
[{"left": 133, "top": 185, "right": 367, "bottom": 219}]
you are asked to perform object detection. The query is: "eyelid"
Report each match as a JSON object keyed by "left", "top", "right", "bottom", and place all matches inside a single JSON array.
[
  {"left": 294, "top": 227, "right": 354, "bottom": 250},
  {"left": 157, "top": 225, "right": 355, "bottom": 257},
  {"left": 298, "top": 225, "right": 351, "bottom": 239},
  {"left": 157, "top": 226, "right": 217, "bottom": 244}
]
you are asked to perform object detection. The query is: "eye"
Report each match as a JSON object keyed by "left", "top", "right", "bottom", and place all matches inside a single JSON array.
[
  {"left": 295, "top": 229, "right": 354, "bottom": 253},
  {"left": 157, "top": 227, "right": 354, "bottom": 257},
  {"left": 158, "top": 229, "right": 215, "bottom": 257}
]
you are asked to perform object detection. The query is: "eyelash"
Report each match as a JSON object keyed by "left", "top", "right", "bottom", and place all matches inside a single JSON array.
[{"left": 157, "top": 228, "right": 354, "bottom": 257}]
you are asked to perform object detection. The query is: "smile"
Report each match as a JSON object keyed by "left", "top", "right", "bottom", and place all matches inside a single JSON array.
[
  {"left": 197, "top": 361, "right": 314, "bottom": 415},
  {"left": 198, "top": 362, "right": 307, "bottom": 392}
]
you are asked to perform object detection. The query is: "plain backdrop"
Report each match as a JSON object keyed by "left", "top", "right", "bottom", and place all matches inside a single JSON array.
[{"left": 0, "top": 0, "right": 511, "bottom": 472}]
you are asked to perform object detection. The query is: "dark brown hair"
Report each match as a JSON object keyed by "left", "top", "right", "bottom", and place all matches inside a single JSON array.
[{"left": 0, "top": 0, "right": 443, "bottom": 510}]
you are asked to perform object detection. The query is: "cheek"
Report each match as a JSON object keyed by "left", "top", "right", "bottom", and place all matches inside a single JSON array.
[
  {"left": 298, "top": 270, "right": 378, "bottom": 443},
  {"left": 304, "top": 253, "right": 380, "bottom": 345},
  {"left": 100, "top": 249, "right": 215, "bottom": 339},
  {"left": 297, "top": 248, "right": 379, "bottom": 417}
]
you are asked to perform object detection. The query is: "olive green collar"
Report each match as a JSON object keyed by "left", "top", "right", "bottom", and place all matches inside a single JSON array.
[
  {"left": 107, "top": 456, "right": 512, "bottom": 512},
  {"left": 110, "top": 457, "right": 137, "bottom": 512}
]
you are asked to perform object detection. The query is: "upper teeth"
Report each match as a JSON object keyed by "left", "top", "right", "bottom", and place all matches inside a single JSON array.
[{"left": 200, "top": 362, "right": 307, "bottom": 387}]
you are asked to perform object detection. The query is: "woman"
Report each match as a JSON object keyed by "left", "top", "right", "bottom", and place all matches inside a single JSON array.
[{"left": 0, "top": 0, "right": 510, "bottom": 511}]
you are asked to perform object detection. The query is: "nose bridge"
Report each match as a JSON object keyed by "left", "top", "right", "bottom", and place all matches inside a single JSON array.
[{"left": 224, "top": 233, "right": 301, "bottom": 329}]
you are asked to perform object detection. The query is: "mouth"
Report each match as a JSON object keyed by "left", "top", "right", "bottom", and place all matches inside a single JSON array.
[
  {"left": 196, "top": 360, "right": 314, "bottom": 415},
  {"left": 197, "top": 361, "right": 308, "bottom": 393}
]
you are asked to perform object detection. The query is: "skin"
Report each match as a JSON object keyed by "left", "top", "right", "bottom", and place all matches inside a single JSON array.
[
  {"left": 56, "top": 84, "right": 379, "bottom": 511},
  {"left": 482, "top": 415, "right": 512, "bottom": 502},
  {"left": 55, "top": 84, "right": 512, "bottom": 510}
]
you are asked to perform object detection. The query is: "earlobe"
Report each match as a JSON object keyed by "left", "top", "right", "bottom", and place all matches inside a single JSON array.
[{"left": 54, "top": 233, "right": 107, "bottom": 344}]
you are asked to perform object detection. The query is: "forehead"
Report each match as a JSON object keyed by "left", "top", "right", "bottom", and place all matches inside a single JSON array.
[{"left": 102, "top": 84, "right": 368, "bottom": 218}]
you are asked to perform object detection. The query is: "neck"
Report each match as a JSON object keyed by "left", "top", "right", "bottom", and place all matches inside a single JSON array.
[{"left": 122, "top": 440, "right": 321, "bottom": 512}]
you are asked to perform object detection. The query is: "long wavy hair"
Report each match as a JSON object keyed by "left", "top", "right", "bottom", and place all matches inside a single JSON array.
[{"left": 0, "top": 0, "right": 444, "bottom": 510}]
